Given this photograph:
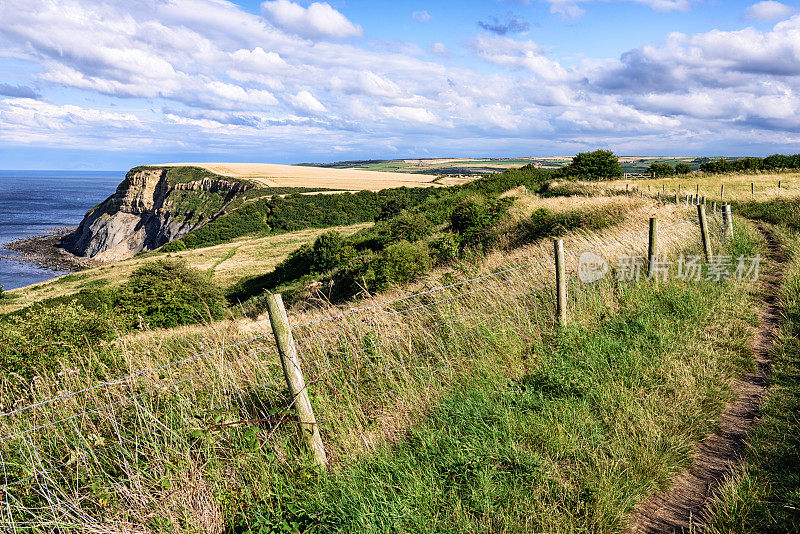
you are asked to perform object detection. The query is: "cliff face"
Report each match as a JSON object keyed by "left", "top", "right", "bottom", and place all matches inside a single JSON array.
[{"left": 63, "top": 167, "right": 252, "bottom": 261}]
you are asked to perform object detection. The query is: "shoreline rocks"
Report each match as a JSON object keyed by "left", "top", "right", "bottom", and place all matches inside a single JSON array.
[{"left": 2, "top": 227, "right": 98, "bottom": 273}]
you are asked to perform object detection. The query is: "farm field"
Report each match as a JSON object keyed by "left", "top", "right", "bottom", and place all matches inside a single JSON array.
[{"left": 156, "top": 162, "right": 464, "bottom": 190}]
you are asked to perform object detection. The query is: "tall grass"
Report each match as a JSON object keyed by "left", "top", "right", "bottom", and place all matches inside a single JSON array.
[{"left": 0, "top": 208, "right": 759, "bottom": 532}]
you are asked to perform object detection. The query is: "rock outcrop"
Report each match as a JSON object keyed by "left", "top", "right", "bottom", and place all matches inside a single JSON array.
[{"left": 63, "top": 167, "right": 252, "bottom": 261}]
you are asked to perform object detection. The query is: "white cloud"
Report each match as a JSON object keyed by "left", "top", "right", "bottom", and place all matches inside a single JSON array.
[
  {"left": 0, "top": 0, "right": 798, "bottom": 159},
  {"left": 746, "top": 1, "right": 796, "bottom": 22},
  {"left": 206, "top": 81, "right": 279, "bottom": 107},
  {"left": 412, "top": 11, "right": 432, "bottom": 23},
  {"left": 471, "top": 35, "right": 573, "bottom": 82},
  {"left": 546, "top": 0, "right": 691, "bottom": 19},
  {"left": 261, "top": 0, "right": 362, "bottom": 39},
  {"left": 290, "top": 90, "right": 327, "bottom": 114},
  {"left": 429, "top": 42, "right": 450, "bottom": 56}
]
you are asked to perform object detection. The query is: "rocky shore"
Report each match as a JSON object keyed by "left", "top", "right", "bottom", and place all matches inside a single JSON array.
[{"left": 1, "top": 227, "right": 96, "bottom": 273}]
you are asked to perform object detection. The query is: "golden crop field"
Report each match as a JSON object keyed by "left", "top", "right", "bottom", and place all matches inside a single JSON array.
[{"left": 157, "top": 162, "right": 460, "bottom": 190}]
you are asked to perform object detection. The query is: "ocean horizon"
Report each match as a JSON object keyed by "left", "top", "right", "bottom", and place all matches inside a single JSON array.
[{"left": 0, "top": 170, "right": 123, "bottom": 290}]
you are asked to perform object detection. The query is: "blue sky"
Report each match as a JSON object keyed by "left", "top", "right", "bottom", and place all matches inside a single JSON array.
[{"left": 1, "top": 0, "right": 799, "bottom": 170}]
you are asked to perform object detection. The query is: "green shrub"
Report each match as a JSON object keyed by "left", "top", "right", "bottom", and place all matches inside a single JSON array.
[
  {"left": 510, "top": 207, "right": 623, "bottom": 247},
  {"left": 430, "top": 232, "right": 460, "bottom": 263},
  {"left": 561, "top": 150, "right": 621, "bottom": 180},
  {"left": 647, "top": 162, "right": 675, "bottom": 176},
  {"left": 375, "top": 241, "right": 432, "bottom": 287},
  {"left": 385, "top": 212, "right": 432, "bottom": 243},
  {"left": 0, "top": 303, "right": 119, "bottom": 380},
  {"left": 160, "top": 239, "right": 187, "bottom": 252},
  {"left": 0, "top": 281, "right": 4, "bottom": 299},
  {"left": 450, "top": 196, "right": 512, "bottom": 250},
  {"left": 675, "top": 163, "right": 692, "bottom": 175},
  {"left": 116, "top": 259, "right": 227, "bottom": 329}
]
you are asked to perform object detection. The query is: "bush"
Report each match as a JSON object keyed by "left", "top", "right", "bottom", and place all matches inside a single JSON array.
[
  {"left": 116, "top": 259, "right": 227, "bottom": 329},
  {"left": 375, "top": 241, "right": 432, "bottom": 287},
  {"left": 647, "top": 162, "right": 675, "bottom": 176},
  {"left": 675, "top": 163, "right": 692, "bottom": 175},
  {"left": 0, "top": 303, "right": 119, "bottom": 380},
  {"left": 385, "top": 212, "right": 432, "bottom": 243},
  {"left": 0, "top": 281, "right": 4, "bottom": 299},
  {"left": 562, "top": 150, "right": 621, "bottom": 180},
  {"left": 450, "top": 196, "right": 512, "bottom": 250}
]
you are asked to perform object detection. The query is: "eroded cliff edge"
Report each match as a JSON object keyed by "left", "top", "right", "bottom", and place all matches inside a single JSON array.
[{"left": 63, "top": 166, "right": 252, "bottom": 261}]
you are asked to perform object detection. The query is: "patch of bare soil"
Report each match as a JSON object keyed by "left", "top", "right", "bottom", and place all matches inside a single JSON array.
[{"left": 629, "top": 222, "right": 784, "bottom": 533}]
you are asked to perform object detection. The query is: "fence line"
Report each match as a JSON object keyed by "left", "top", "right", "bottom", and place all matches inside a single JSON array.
[{"left": 0, "top": 204, "right": 736, "bottom": 528}]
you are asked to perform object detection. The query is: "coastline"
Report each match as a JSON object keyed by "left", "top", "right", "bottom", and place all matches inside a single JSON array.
[{"left": 1, "top": 227, "right": 97, "bottom": 274}]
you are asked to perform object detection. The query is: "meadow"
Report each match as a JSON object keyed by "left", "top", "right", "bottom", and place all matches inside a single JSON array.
[{"left": 1, "top": 163, "right": 799, "bottom": 532}]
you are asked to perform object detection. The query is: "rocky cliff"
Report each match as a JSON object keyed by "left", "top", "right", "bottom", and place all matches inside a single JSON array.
[{"left": 63, "top": 167, "right": 253, "bottom": 261}]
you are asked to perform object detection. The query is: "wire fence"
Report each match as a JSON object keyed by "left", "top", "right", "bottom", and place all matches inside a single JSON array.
[{"left": 0, "top": 203, "right": 735, "bottom": 530}]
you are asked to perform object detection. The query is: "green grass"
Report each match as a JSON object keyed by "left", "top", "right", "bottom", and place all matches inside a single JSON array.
[
  {"left": 226, "top": 223, "right": 763, "bottom": 533},
  {"left": 704, "top": 222, "right": 800, "bottom": 534},
  {"left": 0, "top": 210, "right": 767, "bottom": 532}
]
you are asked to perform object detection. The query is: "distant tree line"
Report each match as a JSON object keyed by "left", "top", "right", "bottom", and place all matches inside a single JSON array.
[{"left": 698, "top": 154, "right": 800, "bottom": 174}]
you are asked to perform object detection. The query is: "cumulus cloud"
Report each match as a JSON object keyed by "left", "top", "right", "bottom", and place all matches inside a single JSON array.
[
  {"left": 0, "top": 83, "right": 39, "bottom": 99},
  {"left": 412, "top": 11, "right": 432, "bottom": 23},
  {"left": 290, "top": 90, "right": 327, "bottom": 114},
  {"left": 0, "top": 0, "right": 798, "bottom": 159},
  {"left": 471, "top": 35, "right": 573, "bottom": 82},
  {"left": 261, "top": 0, "right": 362, "bottom": 39},
  {"left": 746, "top": 1, "right": 796, "bottom": 22}
]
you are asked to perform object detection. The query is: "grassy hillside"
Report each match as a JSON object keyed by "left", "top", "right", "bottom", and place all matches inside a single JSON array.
[{"left": 0, "top": 195, "right": 764, "bottom": 532}]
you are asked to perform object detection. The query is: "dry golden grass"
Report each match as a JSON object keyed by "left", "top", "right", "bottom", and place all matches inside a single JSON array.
[
  {"left": 606, "top": 171, "right": 800, "bottom": 203},
  {"left": 0, "top": 192, "right": 738, "bottom": 531},
  {"left": 157, "top": 162, "right": 447, "bottom": 191}
]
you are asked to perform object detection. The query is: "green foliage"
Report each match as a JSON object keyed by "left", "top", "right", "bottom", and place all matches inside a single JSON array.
[
  {"left": 647, "top": 162, "right": 675, "bottom": 176},
  {"left": 675, "top": 163, "right": 692, "bottom": 175},
  {"left": 699, "top": 153, "right": 800, "bottom": 174},
  {"left": 510, "top": 207, "right": 623, "bottom": 247},
  {"left": 116, "top": 259, "right": 227, "bottom": 329},
  {"left": 374, "top": 240, "right": 432, "bottom": 287},
  {"left": 450, "top": 196, "right": 512, "bottom": 250},
  {"left": 0, "top": 281, "right": 4, "bottom": 299},
  {"left": 384, "top": 211, "right": 432, "bottom": 243},
  {"left": 562, "top": 150, "right": 621, "bottom": 180},
  {"left": 0, "top": 303, "right": 118, "bottom": 380}
]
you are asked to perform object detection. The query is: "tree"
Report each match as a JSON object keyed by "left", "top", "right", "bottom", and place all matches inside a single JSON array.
[
  {"left": 565, "top": 150, "right": 621, "bottom": 180},
  {"left": 0, "top": 281, "right": 4, "bottom": 299},
  {"left": 675, "top": 163, "right": 692, "bottom": 175},
  {"left": 647, "top": 162, "right": 675, "bottom": 177}
]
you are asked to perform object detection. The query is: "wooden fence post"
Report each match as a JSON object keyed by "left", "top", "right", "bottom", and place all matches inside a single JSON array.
[
  {"left": 554, "top": 239, "right": 566, "bottom": 327},
  {"left": 751, "top": 182, "right": 755, "bottom": 195},
  {"left": 674, "top": 191, "right": 678, "bottom": 203},
  {"left": 266, "top": 294, "right": 328, "bottom": 468},
  {"left": 778, "top": 180, "right": 782, "bottom": 189},
  {"left": 724, "top": 204, "right": 735, "bottom": 240},
  {"left": 648, "top": 217, "right": 658, "bottom": 279},
  {"left": 720, "top": 184, "right": 725, "bottom": 201},
  {"left": 698, "top": 204, "right": 712, "bottom": 261}
]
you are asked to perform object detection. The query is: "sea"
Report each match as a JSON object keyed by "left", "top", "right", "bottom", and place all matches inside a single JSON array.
[{"left": 0, "top": 171, "right": 123, "bottom": 290}]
